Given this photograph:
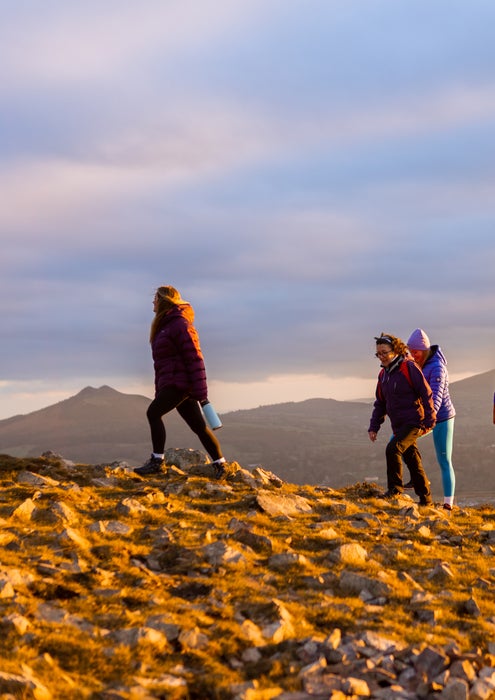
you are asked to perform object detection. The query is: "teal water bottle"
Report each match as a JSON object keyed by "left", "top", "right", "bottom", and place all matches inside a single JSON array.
[{"left": 200, "top": 401, "right": 223, "bottom": 430}]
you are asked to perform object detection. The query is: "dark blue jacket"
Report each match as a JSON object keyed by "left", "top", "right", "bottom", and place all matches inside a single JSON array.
[
  {"left": 369, "top": 356, "right": 436, "bottom": 435},
  {"left": 421, "top": 345, "right": 455, "bottom": 423}
]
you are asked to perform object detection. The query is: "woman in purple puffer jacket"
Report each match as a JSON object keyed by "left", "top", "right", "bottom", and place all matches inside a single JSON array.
[
  {"left": 406, "top": 329, "right": 456, "bottom": 511},
  {"left": 134, "top": 286, "right": 226, "bottom": 478}
]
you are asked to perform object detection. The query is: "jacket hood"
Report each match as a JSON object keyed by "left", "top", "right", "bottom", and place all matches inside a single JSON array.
[
  {"left": 428, "top": 344, "right": 448, "bottom": 368},
  {"left": 165, "top": 302, "right": 195, "bottom": 324}
]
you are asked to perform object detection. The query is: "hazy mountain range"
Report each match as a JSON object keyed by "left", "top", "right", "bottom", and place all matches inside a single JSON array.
[{"left": 0, "top": 370, "right": 494, "bottom": 500}]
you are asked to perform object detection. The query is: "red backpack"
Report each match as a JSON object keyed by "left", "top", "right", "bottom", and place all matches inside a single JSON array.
[{"left": 377, "top": 359, "right": 415, "bottom": 401}]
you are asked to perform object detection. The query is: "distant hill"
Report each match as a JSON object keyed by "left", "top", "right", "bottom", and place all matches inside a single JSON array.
[
  {"left": 0, "top": 371, "right": 494, "bottom": 497},
  {"left": 0, "top": 385, "right": 152, "bottom": 464}
]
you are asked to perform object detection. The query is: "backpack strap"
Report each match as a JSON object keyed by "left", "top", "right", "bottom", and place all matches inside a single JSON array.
[
  {"left": 378, "top": 359, "right": 415, "bottom": 400},
  {"left": 400, "top": 359, "right": 413, "bottom": 388}
]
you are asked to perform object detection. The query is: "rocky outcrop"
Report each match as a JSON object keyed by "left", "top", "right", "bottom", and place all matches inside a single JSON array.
[{"left": 0, "top": 449, "right": 494, "bottom": 699}]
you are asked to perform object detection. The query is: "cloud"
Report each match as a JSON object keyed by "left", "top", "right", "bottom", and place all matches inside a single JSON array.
[
  {"left": 0, "top": 1, "right": 494, "bottom": 421},
  {"left": 0, "top": 1, "right": 270, "bottom": 89}
]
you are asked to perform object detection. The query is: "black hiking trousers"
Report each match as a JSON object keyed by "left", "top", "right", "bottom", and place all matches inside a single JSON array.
[
  {"left": 386, "top": 424, "right": 431, "bottom": 498},
  {"left": 146, "top": 385, "right": 223, "bottom": 461}
]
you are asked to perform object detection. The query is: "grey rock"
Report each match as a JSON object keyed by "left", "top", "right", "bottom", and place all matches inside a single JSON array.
[
  {"left": 256, "top": 489, "right": 312, "bottom": 517},
  {"left": 312, "top": 523, "right": 340, "bottom": 539},
  {"left": 341, "top": 676, "right": 371, "bottom": 696},
  {"left": 111, "top": 626, "right": 170, "bottom": 651},
  {"left": 470, "top": 679, "right": 495, "bottom": 700},
  {"left": 144, "top": 615, "right": 180, "bottom": 641},
  {"left": 414, "top": 646, "right": 449, "bottom": 678},
  {"left": 268, "top": 552, "right": 310, "bottom": 569},
  {"left": 178, "top": 626, "right": 209, "bottom": 649},
  {"left": 0, "top": 584, "right": 17, "bottom": 601},
  {"left": 238, "top": 619, "right": 264, "bottom": 645},
  {"left": 302, "top": 671, "right": 341, "bottom": 695},
  {"left": 1, "top": 613, "right": 31, "bottom": 634},
  {"left": 89, "top": 519, "right": 133, "bottom": 535},
  {"left": 241, "top": 647, "right": 262, "bottom": 663},
  {"left": 251, "top": 466, "right": 284, "bottom": 488},
  {"left": 203, "top": 540, "right": 246, "bottom": 566},
  {"left": 413, "top": 608, "right": 438, "bottom": 624},
  {"left": 479, "top": 666, "right": 495, "bottom": 685},
  {"left": 17, "top": 470, "right": 60, "bottom": 487},
  {"left": 51, "top": 500, "right": 80, "bottom": 524},
  {"left": 339, "top": 570, "right": 391, "bottom": 598},
  {"left": 397, "top": 570, "right": 423, "bottom": 590},
  {"left": 164, "top": 447, "right": 207, "bottom": 470},
  {"left": 231, "top": 526, "right": 273, "bottom": 554},
  {"left": 323, "top": 628, "right": 342, "bottom": 652},
  {"left": 360, "top": 630, "right": 402, "bottom": 654},
  {"left": 41, "top": 450, "right": 75, "bottom": 468},
  {"left": 0, "top": 567, "right": 35, "bottom": 587},
  {"left": 298, "top": 656, "right": 327, "bottom": 679},
  {"left": 59, "top": 527, "right": 91, "bottom": 550},
  {"left": 0, "top": 670, "right": 52, "bottom": 700},
  {"left": 11, "top": 498, "right": 38, "bottom": 520},
  {"left": 462, "top": 596, "right": 481, "bottom": 617},
  {"left": 332, "top": 542, "right": 368, "bottom": 565},
  {"left": 450, "top": 659, "right": 477, "bottom": 682},
  {"left": 428, "top": 562, "right": 455, "bottom": 580},
  {"left": 116, "top": 497, "right": 148, "bottom": 516}
]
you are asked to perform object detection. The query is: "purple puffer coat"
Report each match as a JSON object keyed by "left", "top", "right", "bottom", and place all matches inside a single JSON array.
[
  {"left": 421, "top": 345, "right": 456, "bottom": 423},
  {"left": 151, "top": 303, "right": 208, "bottom": 401},
  {"left": 369, "top": 356, "right": 436, "bottom": 436}
]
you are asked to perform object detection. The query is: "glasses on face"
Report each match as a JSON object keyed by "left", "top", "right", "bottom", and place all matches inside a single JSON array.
[{"left": 375, "top": 350, "right": 394, "bottom": 358}]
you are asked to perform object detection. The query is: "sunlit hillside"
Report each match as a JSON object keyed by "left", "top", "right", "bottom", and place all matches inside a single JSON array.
[{"left": 0, "top": 452, "right": 494, "bottom": 699}]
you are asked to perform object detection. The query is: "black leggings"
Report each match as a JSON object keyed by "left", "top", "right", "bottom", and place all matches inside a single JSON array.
[{"left": 146, "top": 386, "right": 223, "bottom": 461}]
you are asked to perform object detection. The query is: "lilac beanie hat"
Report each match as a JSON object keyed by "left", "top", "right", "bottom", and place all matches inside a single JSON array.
[{"left": 407, "top": 328, "right": 430, "bottom": 351}]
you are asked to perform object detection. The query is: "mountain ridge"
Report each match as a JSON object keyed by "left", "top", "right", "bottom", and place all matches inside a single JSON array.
[{"left": 0, "top": 370, "right": 494, "bottom": 498}]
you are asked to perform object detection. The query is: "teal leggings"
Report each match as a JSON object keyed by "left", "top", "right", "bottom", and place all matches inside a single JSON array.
[
  {"left": 400, "top": 417, "right": 456, "bottom": 498},
  {"left": 429, "top": 417, "right": 455, "bottom": 498}
]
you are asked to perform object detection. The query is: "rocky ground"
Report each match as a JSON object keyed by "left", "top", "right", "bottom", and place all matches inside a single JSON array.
[{"left": 0, "top": 449, "right": 494, "bottom": 700}]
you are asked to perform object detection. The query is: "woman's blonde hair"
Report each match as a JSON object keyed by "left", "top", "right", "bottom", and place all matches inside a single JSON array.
[
  {"left": 150, "top": 286, "right": 187, "bottom": 342},
  {"left": 375, "top": 332, "right": 409, "bottom": 357}
]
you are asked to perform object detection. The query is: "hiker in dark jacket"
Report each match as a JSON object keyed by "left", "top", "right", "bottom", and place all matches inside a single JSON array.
[
  {"left": 368, "top": 333, "right": 436, "bottom": 505},
  {"left": 406, "top": 328, "right": 456, "bottom": 511},
  {"left": 134, "top": 285, "right": 226, "bottom": 478}
]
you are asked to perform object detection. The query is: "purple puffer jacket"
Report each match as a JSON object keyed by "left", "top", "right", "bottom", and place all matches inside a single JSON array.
[
  {"left": 369, "top": 356, "right": 436, "bottom": 436},
  {"left": 421, "top": 345, "right": 455, "bottom": 423},
  {"left": 151, "top": 303, "right": 208, "bottom": 401}
]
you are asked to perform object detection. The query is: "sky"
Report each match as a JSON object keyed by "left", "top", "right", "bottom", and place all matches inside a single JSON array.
[{"left": 1, "top": 0, "right": 494, "bottom": 420}]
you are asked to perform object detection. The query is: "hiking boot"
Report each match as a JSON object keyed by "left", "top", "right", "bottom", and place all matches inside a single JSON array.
[
  {"left": 443, "top": 503, "right": 453, "bottom": 512},
  {"left": 419, "top": 495, "right": 433, "bottom": 506},
  {"left": 380, "top": 489, "right": 402, "bottom": 499},
  {"left": 133, "top": 455, "right": 165, "bottom": 476},
  {"left": 212, "top": 461, "right": 226, "bottom": 480}
]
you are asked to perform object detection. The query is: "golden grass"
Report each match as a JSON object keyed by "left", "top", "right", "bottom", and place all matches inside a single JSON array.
[{"left": 0, "top": 454, "right": 494, "bottom": 698}]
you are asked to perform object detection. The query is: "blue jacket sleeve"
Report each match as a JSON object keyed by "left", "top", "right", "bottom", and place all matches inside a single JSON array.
[{"left": 423, "top": 363, "right": 448, "bottom": 415}]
